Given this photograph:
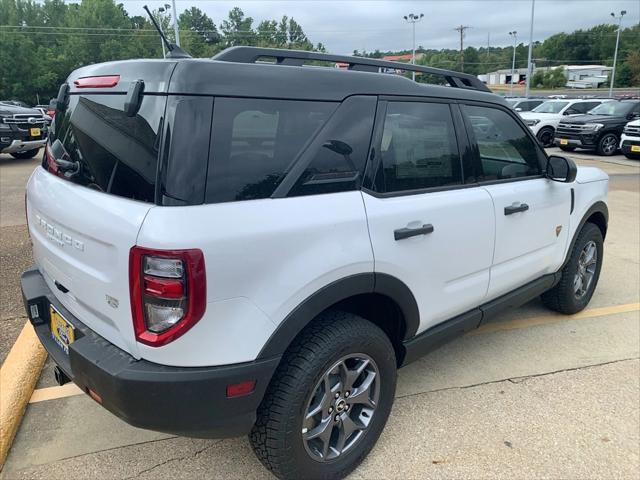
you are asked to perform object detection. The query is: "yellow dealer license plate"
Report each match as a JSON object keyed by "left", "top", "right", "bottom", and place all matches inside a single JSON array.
[
  {"left": 560, "top": 139, "right": 568, "bottom": 145},
  {"left": 631, "top": 145, "right": 640, "bottom": 153},
  {"left": 50, "top": 305, "right": 74, "bottom": 354},
  {"left": 30, "top": 127, "right": 41, "bottom": 137}
]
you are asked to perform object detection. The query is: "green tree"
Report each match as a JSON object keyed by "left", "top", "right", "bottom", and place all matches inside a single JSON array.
[
  {"left": 179, "top": 7, "right": 219, "bottom": 57},
  {"left": 220, "top": 7, "right": 255, "bottom": 47}
]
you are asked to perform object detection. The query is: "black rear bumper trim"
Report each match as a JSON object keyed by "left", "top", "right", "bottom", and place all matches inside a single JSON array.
[{"left": 21, "top": 267, "right": 281, "bottom": 438}]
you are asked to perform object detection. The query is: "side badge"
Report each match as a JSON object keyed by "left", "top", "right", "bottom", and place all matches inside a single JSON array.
[
  {"left": 106, "top": 295, "right": 119, "bottom": 309},
  {"left": 556, "top": 225, "right": 563, "bottom": 237}
]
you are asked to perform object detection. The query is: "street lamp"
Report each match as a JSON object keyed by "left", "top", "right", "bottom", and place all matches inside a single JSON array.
[
  {"left": 609, "top": 10, "right": 626, "bottom": 98},
  {"left": 403, "top": 13, "right": 424, "bottom": 81},
  {"left": 509, "top": 31, "right": 518, "bottom": 96},
  {"left": 524, "top": 0, "right": 535, "bottom": 98}
]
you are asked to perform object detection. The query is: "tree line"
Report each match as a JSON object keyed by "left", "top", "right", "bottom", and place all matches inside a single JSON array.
[
  {"left": 0, "top": 0, "right": 324, "bottom": 103},
  {"left": 1, "top": 0, "right": 638, "bottom": 104},
  {"left": 356, "top": 23, "right": 640, "bottom": 88}
]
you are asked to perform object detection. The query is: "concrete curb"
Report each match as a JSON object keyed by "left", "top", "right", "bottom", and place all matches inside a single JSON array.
[{"left": 0, "top": 321, "right": 47, "bottom": 470}]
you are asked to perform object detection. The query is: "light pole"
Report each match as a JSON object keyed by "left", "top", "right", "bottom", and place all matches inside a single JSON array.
[
  {"left": 525, "top": 0, "right": 535, "bottom": 98},
  {"left": 158, "top": 4, "right": 171, "bottom": 57},
  {"left": 171, "top": 0, "right": 180, "bottom": 47},
  {"left": 609, "top": 10, "right": 626, "bottom": 98},
  {"left": 403, "top": 13, "right": 424, "bottom": 81},
  {"left": 509, "top": 31, "right": 518, "bottom": 96}
]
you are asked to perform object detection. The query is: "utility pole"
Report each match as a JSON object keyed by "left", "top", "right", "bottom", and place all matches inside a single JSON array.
[
  {"left": 509, "top": 31, "right": 518, "bottom": 96},
  {"left": 454, "top": 25, "right": 470, "bottom": 72},
  {"left": 171, "top": 0, "right": 180, "bottom": 46},
  {"left": 609, "top": 10, "right": 626, "bottom": 98},
  {"left": 403, "top": 13, "right": 424, "bottom": 81},
  {"left": 525, "top": 0, "right": 535, "bottom": 97}
]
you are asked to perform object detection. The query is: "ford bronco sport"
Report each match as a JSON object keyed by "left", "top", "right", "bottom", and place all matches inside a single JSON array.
[{"left": 22, "top": 47, "right": 609, "bottom": 480}]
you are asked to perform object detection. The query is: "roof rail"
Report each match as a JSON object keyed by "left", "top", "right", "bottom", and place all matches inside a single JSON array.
[{"left": 213, "top": 47, "right": 491, "bottom": 93}]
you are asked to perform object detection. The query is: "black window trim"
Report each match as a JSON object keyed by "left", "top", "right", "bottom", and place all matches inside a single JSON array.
[
  {"left": 362, "top": 96, "right": 470, "bottom": 198},
  {"left": 459, "top": 100, "right": 548, "bottom": 185}
]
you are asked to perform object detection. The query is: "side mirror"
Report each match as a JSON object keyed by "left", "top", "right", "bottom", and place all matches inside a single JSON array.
[
  {"left": 563, "top": 109, "right": 577, "bottom": 116},
  {"left": 627, "top": 112, "right": 640, "bottom": 120},
  {"left": 546, "top": 155, "right": 577, "bottom": 183},
  {"left": 515, "top": 107, "right": 522, "bottom": 112}
]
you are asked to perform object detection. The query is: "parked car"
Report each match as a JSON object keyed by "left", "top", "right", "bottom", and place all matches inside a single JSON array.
[
  {"left": 520, "top": 99, "right": 612, "bottom": 147},
  {"left": 555, "top": 100, "right": 640, "bottom": 156},
  {"left": 22, "top": 47, "right": 609, "bottom": 480},
  {"left": 620, "top": 119, "right": 640, "bottom": 159},
  {"left": 0, "top": 102, "right": 48, "bottom": 158},
  {"left": 506, "top": 97, "right": 545, "bottom": 112}
]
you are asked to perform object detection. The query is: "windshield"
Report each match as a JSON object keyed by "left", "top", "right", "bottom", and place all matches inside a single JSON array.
[
  {"left": 532, "top": 101, "right": 569, "bottom": 114},
  {"left": 588, "top": 102, "right": 635, "bottom": 116}
]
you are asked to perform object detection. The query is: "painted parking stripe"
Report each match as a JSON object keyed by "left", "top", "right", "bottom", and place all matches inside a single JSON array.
[
  {"left": 27, "top": 302, "right": 640, "bottom": 404},
  {"left": 29, "top": 383, "right": 82, "bottom": 403}
]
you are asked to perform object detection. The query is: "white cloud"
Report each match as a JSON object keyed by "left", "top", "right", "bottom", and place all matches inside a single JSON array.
[{"left": 126, "top": 0, "right": 639, "bottom": 55}]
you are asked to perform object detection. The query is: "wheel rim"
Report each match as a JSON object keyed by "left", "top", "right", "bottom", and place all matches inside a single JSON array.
[
  {"left": 602, "top": 136, "right": 616, "bottom": 154},
  {"left": 574, "top": 240, "right": 597, "bottom": 298},
  {"left": 302, "top": 353, "right": 380, "bottom": 462}
]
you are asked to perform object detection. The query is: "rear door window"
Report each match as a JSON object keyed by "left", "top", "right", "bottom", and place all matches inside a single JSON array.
[
  {"left": 49, "top": 94, "right": 165, "bottom": 203},
  {"left": 206, "top": 98, "right": 337, "bottom": 203},
  {"left": 374, "top": 101, "right": 463, "bottom": 193}
]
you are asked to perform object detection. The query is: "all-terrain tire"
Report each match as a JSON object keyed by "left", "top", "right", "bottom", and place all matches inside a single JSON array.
[
  {"left": 542, "top": 222, "right": 603, "bottom": 314},
  {"left": 250, "top": 311, "right": 397, "bottom": 480}
]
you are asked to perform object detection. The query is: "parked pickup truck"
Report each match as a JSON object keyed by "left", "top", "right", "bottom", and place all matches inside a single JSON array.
[{"left": 0, "top": 102, "right": 48, "bottom": 159}]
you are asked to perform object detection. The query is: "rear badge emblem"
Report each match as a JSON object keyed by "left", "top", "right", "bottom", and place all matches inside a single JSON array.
[
  {"left": 106, "top": 295, "right": 119, "bottom": 309},
  {"left": 556, "top": 225, "right": 563, "bottom": 237}
]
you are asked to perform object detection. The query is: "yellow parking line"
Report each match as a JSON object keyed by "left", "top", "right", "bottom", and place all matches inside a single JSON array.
[
  {"left": 469, "top": 302, "right": 640, "bottom": 336},
  {"left": 26, "top": 303, "right": 640, "bottom": 404},
  {"left": 29, "top": 383, "right": 83, "bottom": 404}
]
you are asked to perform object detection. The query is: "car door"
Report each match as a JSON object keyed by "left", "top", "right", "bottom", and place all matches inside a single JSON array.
[
  {"left": 362, "top": 100, "right": 495, "bottom": 333},
  {"left": 461, "top": 103, "right": 571, "bottom": 300}
]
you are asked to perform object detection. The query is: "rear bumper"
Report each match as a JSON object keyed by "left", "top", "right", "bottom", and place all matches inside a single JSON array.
[
  {"left": 21, "top": 267, "right": 280, "bottom": 438},
  {"left": 1, "top": 139, "right": 46, "bottom": 154}
]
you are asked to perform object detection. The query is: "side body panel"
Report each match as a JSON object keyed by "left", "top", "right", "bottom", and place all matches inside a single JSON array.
[
  {"left": 483, "top": 178, "right": 571, "bottom": 299},
  {"left": 136, "top": 191, "right": 373, "bottom": 366},
  {"left": 362, "top": 187, "right": 495, "bottom": 334}
]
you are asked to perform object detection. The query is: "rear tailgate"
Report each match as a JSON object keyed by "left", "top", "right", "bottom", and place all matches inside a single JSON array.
[
  {"left": 26, "top": 59, "right": 176, "bottom": 357},
  {"left": 27, "top": 170, "right": 152, "bottom": 356}
]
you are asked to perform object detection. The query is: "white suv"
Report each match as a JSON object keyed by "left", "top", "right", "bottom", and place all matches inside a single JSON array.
[
  {"left": 520, "top": 99, "right": 612, "bottom": 147},
  {"left": 620, "top": 119, "right": 640, "bottom": 159},
  {"left": 22, "top": 47, "right": 609, "bottom": 480}
]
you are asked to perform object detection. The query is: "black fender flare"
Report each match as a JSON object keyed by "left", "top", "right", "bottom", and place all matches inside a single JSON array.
[
  {"left": 257, "top": 272, "right": 420, "bottom": 359},
  {"left": 562, "top": 200, "right": 608, "bottom": 269}
]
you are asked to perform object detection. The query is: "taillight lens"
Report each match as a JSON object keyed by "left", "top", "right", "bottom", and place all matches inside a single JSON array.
[
  {"left": 44, "top": 142, "right": 59, "bottom": 175},
  {"left": 129, "top": 247, "right": 206, "bottom": 347}
]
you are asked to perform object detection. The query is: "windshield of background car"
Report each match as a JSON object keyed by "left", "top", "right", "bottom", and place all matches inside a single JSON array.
[
  {"left": 532, "top": 101, "right": 569, "bottom": 114},
  {"left": 588, "top": 102, "right": 635, "bottom": 116}
]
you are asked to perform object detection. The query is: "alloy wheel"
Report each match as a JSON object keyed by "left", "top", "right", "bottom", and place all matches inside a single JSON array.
[
  {"left": 574, "top": 240, "right": 597, "bottom": 298},
  {"left": 302, "top": 354, "right": 380, "bottom": 462}
]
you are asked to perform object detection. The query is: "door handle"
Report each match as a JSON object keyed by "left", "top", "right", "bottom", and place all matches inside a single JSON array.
[
  {"left": 394, "top": 224, "right": 434, "bottom": 241},
  {"left": 504, "top": 203, "right": 529, "bottom": 215}
]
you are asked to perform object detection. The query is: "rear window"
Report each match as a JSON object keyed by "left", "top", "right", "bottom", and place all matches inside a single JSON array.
[
  {"left": 48, "top": 94, "right": 165, "bottom": 202},
  {"left": 206, "top": 98, "right": 337, "bottom": 203}
]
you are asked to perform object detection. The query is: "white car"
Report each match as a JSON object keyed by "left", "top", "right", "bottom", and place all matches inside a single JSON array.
[
  {"left": 620, "top": 119, "right": 640, "bottom": 159},
  {"left": 21, "top": 47, "right": 610, "bottom": 480},
  {"left": 520, "top": 99, "right": 612, "bottom": 147}
]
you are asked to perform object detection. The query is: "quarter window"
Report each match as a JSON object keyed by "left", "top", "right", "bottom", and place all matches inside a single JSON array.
[
  {"left": 463, "top": 105, "right": 542, "bottom": 181},
  {"left": 375, "top": 102, "right": 462, "bottom": 193},
  {"left": 206, "top": 98, "right": 336, "bottom": 203}
]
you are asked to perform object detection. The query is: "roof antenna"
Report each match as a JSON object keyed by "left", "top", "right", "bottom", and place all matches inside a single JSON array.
[{"left": 143, "top": 5, "right": 191, "bottom": 59}]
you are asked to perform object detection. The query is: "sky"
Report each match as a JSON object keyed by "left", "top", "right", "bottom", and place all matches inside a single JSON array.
[{"left": 124, "top": 0, "right": 640, "bottom": 55}]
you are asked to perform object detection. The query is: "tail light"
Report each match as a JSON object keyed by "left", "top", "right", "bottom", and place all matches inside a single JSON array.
[
  {"left": 129, "top": 247, "right": 206, "bottom": 347},
  {"left": 44, "top": 142, "right": 59, "bottom": 175}
]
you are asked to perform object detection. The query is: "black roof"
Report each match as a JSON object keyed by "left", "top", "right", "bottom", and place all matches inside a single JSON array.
[{"left": 67, "top": 47, "right": 507, "bottom": 107}]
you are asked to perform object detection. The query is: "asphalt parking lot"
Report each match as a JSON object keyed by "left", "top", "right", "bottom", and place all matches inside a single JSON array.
[{"left": 1, "top": 148, "right": 638, "bottom": 479}]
